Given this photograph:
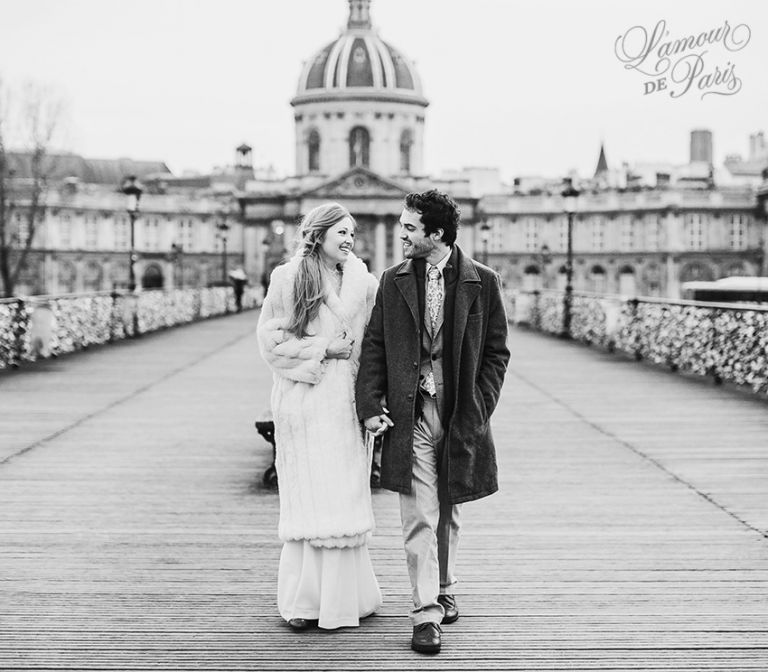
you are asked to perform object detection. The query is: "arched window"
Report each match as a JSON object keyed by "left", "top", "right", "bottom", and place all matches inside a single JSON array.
[
  {"left": 523, "top": 264, "right": 541, "bottom": 291},
  {"left": 58, "top": 260, "right": 77, "bottom": 294},
  {"left": 643, "top": 263, "right": 662, "bottom": 296},
  {"left": 556, "top": 264, "right": 568, "bottom": 291},
  {"left": 182, "top": 263, "right": 200, "bottom": 289},
  {"left": 110, "top": 261, "right": 129, "bottom": 290},
  {"left": 142, "top": 263, "right": 164, "bottom": 290},
  {"left": 680, "top": 262, "right": 714, "bottom": 283},
  {"left": 724, "top": 261, "right": 746, "bottom": 277},
  {"left": 308, "top": 129, "right": 320, "bottom": 173},
  {"left": 618, "top": 265, "right": 636, "bottom": 297},
  {"left": 349, "top": 126, "right": 370, "bottom": 168},
  {"left": 589, "top": 264, "right": 607, "bottom": 293},
  {"left": 16, "top": 257, "right": 44, "bottom": 296},
  {"left": 83, "top": 260, "right": 103, "bottom": 292},
  {"left": 400, "top": 129, "right": 413, "bottom": 173}
]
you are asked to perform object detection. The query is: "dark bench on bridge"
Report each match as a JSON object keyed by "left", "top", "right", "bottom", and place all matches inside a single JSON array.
[
  {"left": 254, "top": 419, "right": 278, "bottom": 489},
  {"left": 254, "top": 417, "right": 382, "bottom": 490}
]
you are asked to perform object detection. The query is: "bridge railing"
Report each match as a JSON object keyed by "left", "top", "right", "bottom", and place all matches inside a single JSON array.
[
  {"left": 0, "top": 287, "right": 261, "bottom": 370},
  {"left": 509, "top": 289, "right": 768, "bottom": 395}
]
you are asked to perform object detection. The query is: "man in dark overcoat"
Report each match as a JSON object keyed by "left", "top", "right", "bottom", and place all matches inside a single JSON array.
[{"left": 356, "top": 189, "right": 510, "bottom": 655}]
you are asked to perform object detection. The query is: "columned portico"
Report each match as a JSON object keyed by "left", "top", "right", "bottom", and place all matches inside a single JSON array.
[
  {"left": 374, "top": 221, "right": 387, "bottom": 276},
  {"left": 391, "top": 218, "right": 403, "bottom": 265}
]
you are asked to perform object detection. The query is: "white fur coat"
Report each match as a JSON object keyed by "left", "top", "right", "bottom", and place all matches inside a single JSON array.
[{"left": 257, "top": 253, "right": 379, "bottom": 546}]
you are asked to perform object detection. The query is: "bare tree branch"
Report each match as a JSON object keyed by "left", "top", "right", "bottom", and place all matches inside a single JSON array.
[{"left": 0, "top": 78, "right": 66, "bottom": 297}]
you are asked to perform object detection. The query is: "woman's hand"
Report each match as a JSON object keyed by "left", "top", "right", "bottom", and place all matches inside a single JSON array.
[
  {"left": 326, "top": 332, "right": 354, "bottom": 360},
  {"left": 364, "top": 407, "right": 393, "bottom": 436}
]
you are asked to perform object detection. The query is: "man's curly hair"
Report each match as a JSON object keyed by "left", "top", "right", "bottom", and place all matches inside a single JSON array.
[{"left": 404, "top": 189, "right": 461, "bottom": 245}]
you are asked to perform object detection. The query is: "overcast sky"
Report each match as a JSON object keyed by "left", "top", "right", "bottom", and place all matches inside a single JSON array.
[{"left": 1, "top": 0, "right": 766, "bottom": 182}]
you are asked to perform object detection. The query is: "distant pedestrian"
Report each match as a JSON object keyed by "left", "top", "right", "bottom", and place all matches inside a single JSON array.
[
  {"left": 260, "top": 270, "right": 270, "bottom": 296},
  {"left": 356, "top": 189, "right": 510, "bottom": 654},
  {"left": 257, "top": 202, "right": 382, "bottom": 631},
  {"left": 229, "top": 268, "right": 247, "bottom": 312}
]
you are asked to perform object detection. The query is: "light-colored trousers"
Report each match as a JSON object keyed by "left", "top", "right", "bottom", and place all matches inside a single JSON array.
[{"left": 399, "top": 395, "right": 462, "bottom": 625}]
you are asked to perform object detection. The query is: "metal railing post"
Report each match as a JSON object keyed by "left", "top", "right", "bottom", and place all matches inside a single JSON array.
[{"left": 12, "top": 298, "right": 28, "bottom": 368}]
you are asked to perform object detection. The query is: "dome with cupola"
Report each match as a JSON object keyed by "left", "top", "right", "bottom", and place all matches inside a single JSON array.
[
  {"left": 291, "top": 0, "right": 428, "bottom": 178},
  {"left": 293, "top": 0, "right": 427, "bottom": 105}
]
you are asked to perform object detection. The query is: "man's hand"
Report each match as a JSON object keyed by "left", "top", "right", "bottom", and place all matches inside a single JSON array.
[{"left": 364, "top": 408, "right": 394, "bottom": 436}]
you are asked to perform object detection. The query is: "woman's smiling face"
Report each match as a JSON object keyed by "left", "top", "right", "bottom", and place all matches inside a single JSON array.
[{"left": 319, "top": 216, "right": 356, "bottom": 265}]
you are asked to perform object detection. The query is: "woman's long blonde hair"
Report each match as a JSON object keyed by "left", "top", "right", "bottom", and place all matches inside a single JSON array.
[{"left": 287, "top": 203, "right": 355, "bottom": 337}]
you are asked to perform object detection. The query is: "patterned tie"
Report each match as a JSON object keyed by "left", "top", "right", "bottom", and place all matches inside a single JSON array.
[
  {"left": 421, "top": 265, "right": 442, "bottom": 398},
  {"left": 427, "top": 265, "right": 443, "bottom": 331}
]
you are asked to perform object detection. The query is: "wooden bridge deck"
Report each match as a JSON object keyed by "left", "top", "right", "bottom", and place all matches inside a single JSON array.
[{"left": 1, "top": 311, "right": 767, "bottom": 671}]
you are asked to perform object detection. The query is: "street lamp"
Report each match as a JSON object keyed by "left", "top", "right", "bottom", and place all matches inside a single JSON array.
[
  {"left": 121, "top": 175, "right": 143, "bottom": 292},
  {"left": 216, "top": 204, "right": 232, "bottom": 284},
  {"left": 539, "top": 243, "right": 552, "bottom": 289},
  {"left": 561, "top": 177, "right": 580, "bottom": 339},
  {"left": 261, "top": 220, "right": 286, "bottom": 296},
  {"left": 169, "top": 242, "right": 183, "bottom": 288},
  {"left": 480, "top": 221, "right": 491, "bottom": 265}
]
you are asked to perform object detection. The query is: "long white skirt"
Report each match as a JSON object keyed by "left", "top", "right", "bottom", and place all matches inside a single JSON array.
[{"left": 277, "top": 539, "right": 382, "bottom": 629}]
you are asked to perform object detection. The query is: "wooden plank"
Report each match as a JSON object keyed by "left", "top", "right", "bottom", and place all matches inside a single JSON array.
[{"left": 0, "top": 317, "right": 767, "bottom": 671}]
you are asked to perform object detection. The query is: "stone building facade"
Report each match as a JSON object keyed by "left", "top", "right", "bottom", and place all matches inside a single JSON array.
[
  {"left": 479, "top": 182, "right": 763, "bottom": 299},
  {"left": 238, "top": 0, "right": 767, "bottom": 299},
  {"left": 238, "top": 0, "right": 480, "bottom": 281},
  {"left": 5, "top": 158, "right": 246, "bottom": 297},
  {"left": 5, "top": 0, "right": 767, "bottom": 300}
]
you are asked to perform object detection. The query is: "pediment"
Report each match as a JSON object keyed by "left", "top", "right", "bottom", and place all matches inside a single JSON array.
[{"left": 300, "top": 168, "right": 408, "bottom": 198}]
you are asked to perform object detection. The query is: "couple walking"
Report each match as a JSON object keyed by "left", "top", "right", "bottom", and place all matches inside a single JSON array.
[{"left": 257, "top": 189, "right": 510, "bottom": 654}]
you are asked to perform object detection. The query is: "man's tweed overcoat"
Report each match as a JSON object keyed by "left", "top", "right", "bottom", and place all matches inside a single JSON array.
[{"left": 356, "top": 245, "right": 510, "bottom": 504}]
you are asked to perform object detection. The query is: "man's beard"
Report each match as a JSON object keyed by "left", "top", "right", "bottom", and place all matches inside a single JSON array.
[{"left": 403, "top": 239, "right": 434, "bottom": 259}]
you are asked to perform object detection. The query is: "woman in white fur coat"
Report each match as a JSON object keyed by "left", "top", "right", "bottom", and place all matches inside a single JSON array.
[{"left": 257, "top": 203, "right": 382, "bottom": 631}]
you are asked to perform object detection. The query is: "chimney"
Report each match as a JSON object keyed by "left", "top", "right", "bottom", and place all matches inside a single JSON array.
[
  {"left": 690, "top": 129, "right": 713, "bottom": 163},
  {"left": 235, "top": 143, "right": 253, "bottom": 171},
  {"left": 750, "top": 131, "right": 767, "bottom": 161}
]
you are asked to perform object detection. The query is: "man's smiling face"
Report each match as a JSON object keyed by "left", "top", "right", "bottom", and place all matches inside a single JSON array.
[{"left": 399, "top": 207, "right": 439, "bottom": 260}]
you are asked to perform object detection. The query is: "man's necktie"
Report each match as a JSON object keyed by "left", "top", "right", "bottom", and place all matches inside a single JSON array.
[
  {"left": 421, "top": 265, "right": 442, "bottom": 398},
  {"left": 427, "top": 265, "right": 442, "bottom": 331}
]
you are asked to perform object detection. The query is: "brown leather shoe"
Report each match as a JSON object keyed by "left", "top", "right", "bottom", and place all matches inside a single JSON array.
[
  {"left": 411, "top": 622, "right": 441, "bottom": 654},
  {"left": 288, "top": 618, "right": 310, "bottom": 631},
  {"left": 438, "top": 594, "right": 459, "bottom": 624}
]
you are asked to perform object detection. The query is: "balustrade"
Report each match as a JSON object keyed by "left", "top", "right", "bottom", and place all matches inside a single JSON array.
[
  {"left": 510, "top": 289, "right": 768, "bottom": 394},
  {"left": 0, "top": 287, "right": 260, "bottom": 370}
]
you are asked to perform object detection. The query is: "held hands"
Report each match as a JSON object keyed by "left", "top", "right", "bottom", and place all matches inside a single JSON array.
[
  {"left": 364, "top": 405, "right": 394, "bottom": 436},
  {"left": 326, "top": 331, "right": 354, "bottom": 360}
]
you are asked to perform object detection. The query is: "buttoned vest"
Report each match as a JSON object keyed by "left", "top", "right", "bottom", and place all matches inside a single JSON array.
[{"left": 415, "top": 254, "right": 458, "bottom": 425}]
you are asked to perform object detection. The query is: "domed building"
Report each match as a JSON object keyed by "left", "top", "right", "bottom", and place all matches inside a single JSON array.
[
  {"left": 292, "top": 0, "right": 428, "bottom": 178},
  {"left": 239, "top": 0, "right": 479, "bottom": 280},
  {"left": 240, "top": 2, "right": 762, "bottom": 299}
]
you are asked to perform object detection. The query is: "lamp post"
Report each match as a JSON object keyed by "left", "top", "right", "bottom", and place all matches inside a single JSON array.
[
  {"left": 758, "top": 168, "right": 768, "bottom": 276},
  {"left": 216, "top": 205, "right": 231, "bottom": 284},
  {"left": 480, "top": 221, "right": 491, "bottom": 265},
  {"left": 561, "top": 177, "right": 580, "bottom": 338},
  {"left": 170, "top": 242, "right": 183, "bottom": 288},
  {"left": 540, "top": 243, "right": 551, "bottom": 289},
  {"left": 261, "top": 220, "right": 286, "bottom": 296},
  {"left": 121, "top": 175, "right": 143, "bottom": 292}
]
